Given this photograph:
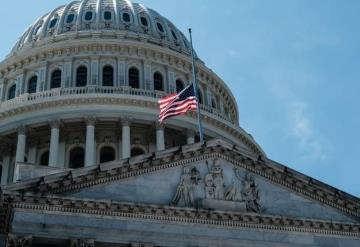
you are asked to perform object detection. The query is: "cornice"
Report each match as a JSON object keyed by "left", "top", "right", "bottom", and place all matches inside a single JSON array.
[
  {"left": 2, "top": 140, "right": 359, "bottom": 220},
  {"left": 5, "top": 195, "right": 360, "bottom": 238}
]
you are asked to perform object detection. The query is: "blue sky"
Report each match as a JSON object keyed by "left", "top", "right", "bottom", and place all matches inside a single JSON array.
[{"left": 0, "top": 1, "right": 359, "bottom": 196}]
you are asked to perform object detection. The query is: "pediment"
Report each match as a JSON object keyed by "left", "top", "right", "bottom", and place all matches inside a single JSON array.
[
  {"left": 62, "top": 157, "right": 358, "bottom": 223},
  {"left": 3, "top": 139, "right": 359, "bottom": 224}
]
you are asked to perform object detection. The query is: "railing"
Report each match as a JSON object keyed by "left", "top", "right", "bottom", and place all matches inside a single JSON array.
[{"left": 0, "top": 86, "right": 232, "bottom": 123}]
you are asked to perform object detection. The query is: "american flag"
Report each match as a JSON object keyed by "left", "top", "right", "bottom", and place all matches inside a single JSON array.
[{"left": 158, "top": 84, "right": 198, "bottom": 123}]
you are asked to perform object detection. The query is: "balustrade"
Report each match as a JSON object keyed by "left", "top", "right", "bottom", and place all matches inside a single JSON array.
[{"left": 0, "top": 86, "right": 231, "bottom": 122}]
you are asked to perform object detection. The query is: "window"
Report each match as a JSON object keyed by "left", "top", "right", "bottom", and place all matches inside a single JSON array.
[
  {"left": 40, "top": 151, "right": 49, "bottom": 166},
  {"left": 156, "top": 22, "right": 164, "bottom": 33},
  {"left": 153, "top": 72, "right": 163, "bottom": 91},
  {"left": 131, "top": 147, "right": 145, "bottom": 157},
  {"left": 176, "top": 79, "right": 185, "bottom": 93},
  {"left": 66, "top": 14, "right": 75, "bottom": 24},
  {"left": 7, "top": 85, "right": 16, "bottom": 100},
  {"left": 76, "top": 66, "right": 87, "bottom": 87},
  {"left": 129, "top": 68, "right": 139, "bottom": 89},
  {"left": 122, "top": 12, "right": 130, "bottom": 22},
  {"left": 104, "top": 11, "right": 112, "bottom": 20},
  {"left": 100, "top": 146, "right": 115, "bottom": 163},
  {"left": 102, "top": 66, "right": 114, "bottom": 86},
  {"left": 69, "top": 147, "right": 85, "bottom": 169},
  {"left": 51, "top": 70, "right": 61, "bottom": 89},
  {"left": 140, "top": 17, "right": 148, "bottom": 26},
  {"left": 49, "top": 18, "right": 58, "bottom": 29},
  {"left": 28, "top": 76, "right": 37, "bottom": 94},
  {"left": 85, "top": 11, "right": 93, "bottom": 21},
  {"left": 171, "top": 30, "right": 178, "bottom": 41}
]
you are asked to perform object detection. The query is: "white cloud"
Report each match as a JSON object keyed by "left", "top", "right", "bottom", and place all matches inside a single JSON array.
[{"left": 265, "top": 68, "right": 327, "bottom": 163}]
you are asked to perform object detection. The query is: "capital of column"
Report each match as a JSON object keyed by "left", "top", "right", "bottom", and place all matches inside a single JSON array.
[
  {"left": 16, "top": 125, "right": 27, "bottom": 135},
  {"left": 120, "top": 116, "right": 132, "bottom": 126},
  {"left": 155, "top": 122, "right": 164, "bottom": 130},
  {"left": 49, "top": 119, "right": 61, "bottom": 129},
  {"left": 84, "top": 116, "right": 96, "bottom": 126}
]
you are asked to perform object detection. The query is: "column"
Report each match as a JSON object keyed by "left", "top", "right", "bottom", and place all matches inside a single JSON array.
[
  {"left": 90, "top": 57, "right": 99, "bottom": 86},
  {"left": 15, "top": 125, "right": 26, "bottom": 163},
  {"left": 206, "top": 87, "right": 212, "bottom": 107},
  {"left": 85, "top": 117, "right": 96, "bottom": 167},
  {"left": 121, "top": 118, "right": 131, "bottom": 159},
  {"left": 186, "top": 129, "right": 195, "bottom": 145},
  {"left": 1, "top": 154, "right": 11, "bottom": 185},
  {"left": 49, "top": 120, "right": 60, "bottom": 167},
  {"left": 117, "top": 59, "right": 126, "bottom": 87},
  {"left": 27, "top": 145, "right": 37, "bottom": 164},
  {"left": 156, "top": 123, "right": 165, "bottom": 151}
]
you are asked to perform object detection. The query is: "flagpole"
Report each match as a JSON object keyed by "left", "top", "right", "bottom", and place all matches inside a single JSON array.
[{"left": 189, "top": 28, "right": 204, "bottom": 142}]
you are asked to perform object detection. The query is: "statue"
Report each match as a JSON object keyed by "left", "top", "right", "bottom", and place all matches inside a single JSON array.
[
  {"left": 205, "top": 159, "right": 225, "bottom": 200},
  {"left": 241, "top": 173, "right": 261, "bottom": 213},
  {"left": 171, "top": 166, "right": 200, "bottom": 207}
]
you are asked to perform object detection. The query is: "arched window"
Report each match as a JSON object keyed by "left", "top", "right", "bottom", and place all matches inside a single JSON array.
[
  {"left": 51, "top": 70, "right": 62, "bottom": 89},
  {"left": 76, "top": 66, "right": 87, "bottom": 87},
  {"left": 140, "top": 17, "right": 148, "bottom": 26},
  {"left": 156, "top": 22, "right": 164, "bottom": 33},
  {"left": 7, "top": 85, "right": 16, "bottom": 100},
  {"left": 39, "top": 151, "right": 49, "bottom": 166},
  {"left": 129, "top": 67, "right": 139, "bottom": 89},
  {"left": 100, "top": 146, "right": 115, "bottom": 163},
  {"left": 69, "top": 147, "right": 85, "bottom": 169},
  {"left": 131, "top": 147, "right": 145, "bottom": 157},
  {"left": 176, "top": 79, "right": 185, "bottom": 93},
  {"left": 153, "top": 72, "right": 163, "bottom": 91},
  {"left": 102, "top": 65, "right": 114, "bottom": 86},
  {"left": 28, "top": 76, "right": 37, "bottom": 94},
  {"left": 66, "top": 14, "right": 75, "bottom": 24},
  {"left": 49, "top": 18, "right": 58, "bottom": 29}
]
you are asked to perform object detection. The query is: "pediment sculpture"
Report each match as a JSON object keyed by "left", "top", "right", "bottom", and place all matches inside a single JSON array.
[{"left": 170, "top": 159, "right": 261, "bottom": 213}]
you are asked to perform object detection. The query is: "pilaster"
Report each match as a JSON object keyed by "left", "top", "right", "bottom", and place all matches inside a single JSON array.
[
  {"left": 64, "top": 59, "right": 73, "bottom": 88},
  {"left": 90, "top": 57, "right": 99, "bottom": 86},
  {"left": 117, "top": 59, "right": 126, "bottom": 86},
  {"left": 144, "top": 61, "right": 151, "bottom": 90},
  {"left": 166, "top": 66, "right": 175, "bottom": 93},
  {"left": 15, "top": 72, "right": 24, "bottom": 96},
  {"left": 37, "top": 62, "right": 47, "bottom": 91}
]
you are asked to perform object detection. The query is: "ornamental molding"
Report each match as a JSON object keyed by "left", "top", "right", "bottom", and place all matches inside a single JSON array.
[
  {"left": 0, "top": 42, "right": 238, "bottom": 118},
  {"left": 5, "top": 195, "right": 360, "bottom": 238},
  {"left": 3, "top": 140, "right": 359, "bottom": 219},
  {"left": 0, "top": 95, "right": 263, "bottom": 155}
]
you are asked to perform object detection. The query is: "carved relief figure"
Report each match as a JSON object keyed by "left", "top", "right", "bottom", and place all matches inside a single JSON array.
[
  {"left": 171, "top": 166, "right": 200, "bottom": 207},
  {"left": 241, "top": 173, "right": 261, "bottom": 213},
  {"left": 205, "top": 159, "right": 225, "bottom": 200}
]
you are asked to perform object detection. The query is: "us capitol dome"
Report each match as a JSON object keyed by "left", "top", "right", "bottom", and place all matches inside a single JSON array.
[{"left": 0, "top": 1, "right": 359, "bottom": 247}]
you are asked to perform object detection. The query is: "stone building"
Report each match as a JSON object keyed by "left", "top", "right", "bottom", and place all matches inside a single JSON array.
[{"left": 0, "top": 0, "right": 359, "bottom": 246}]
